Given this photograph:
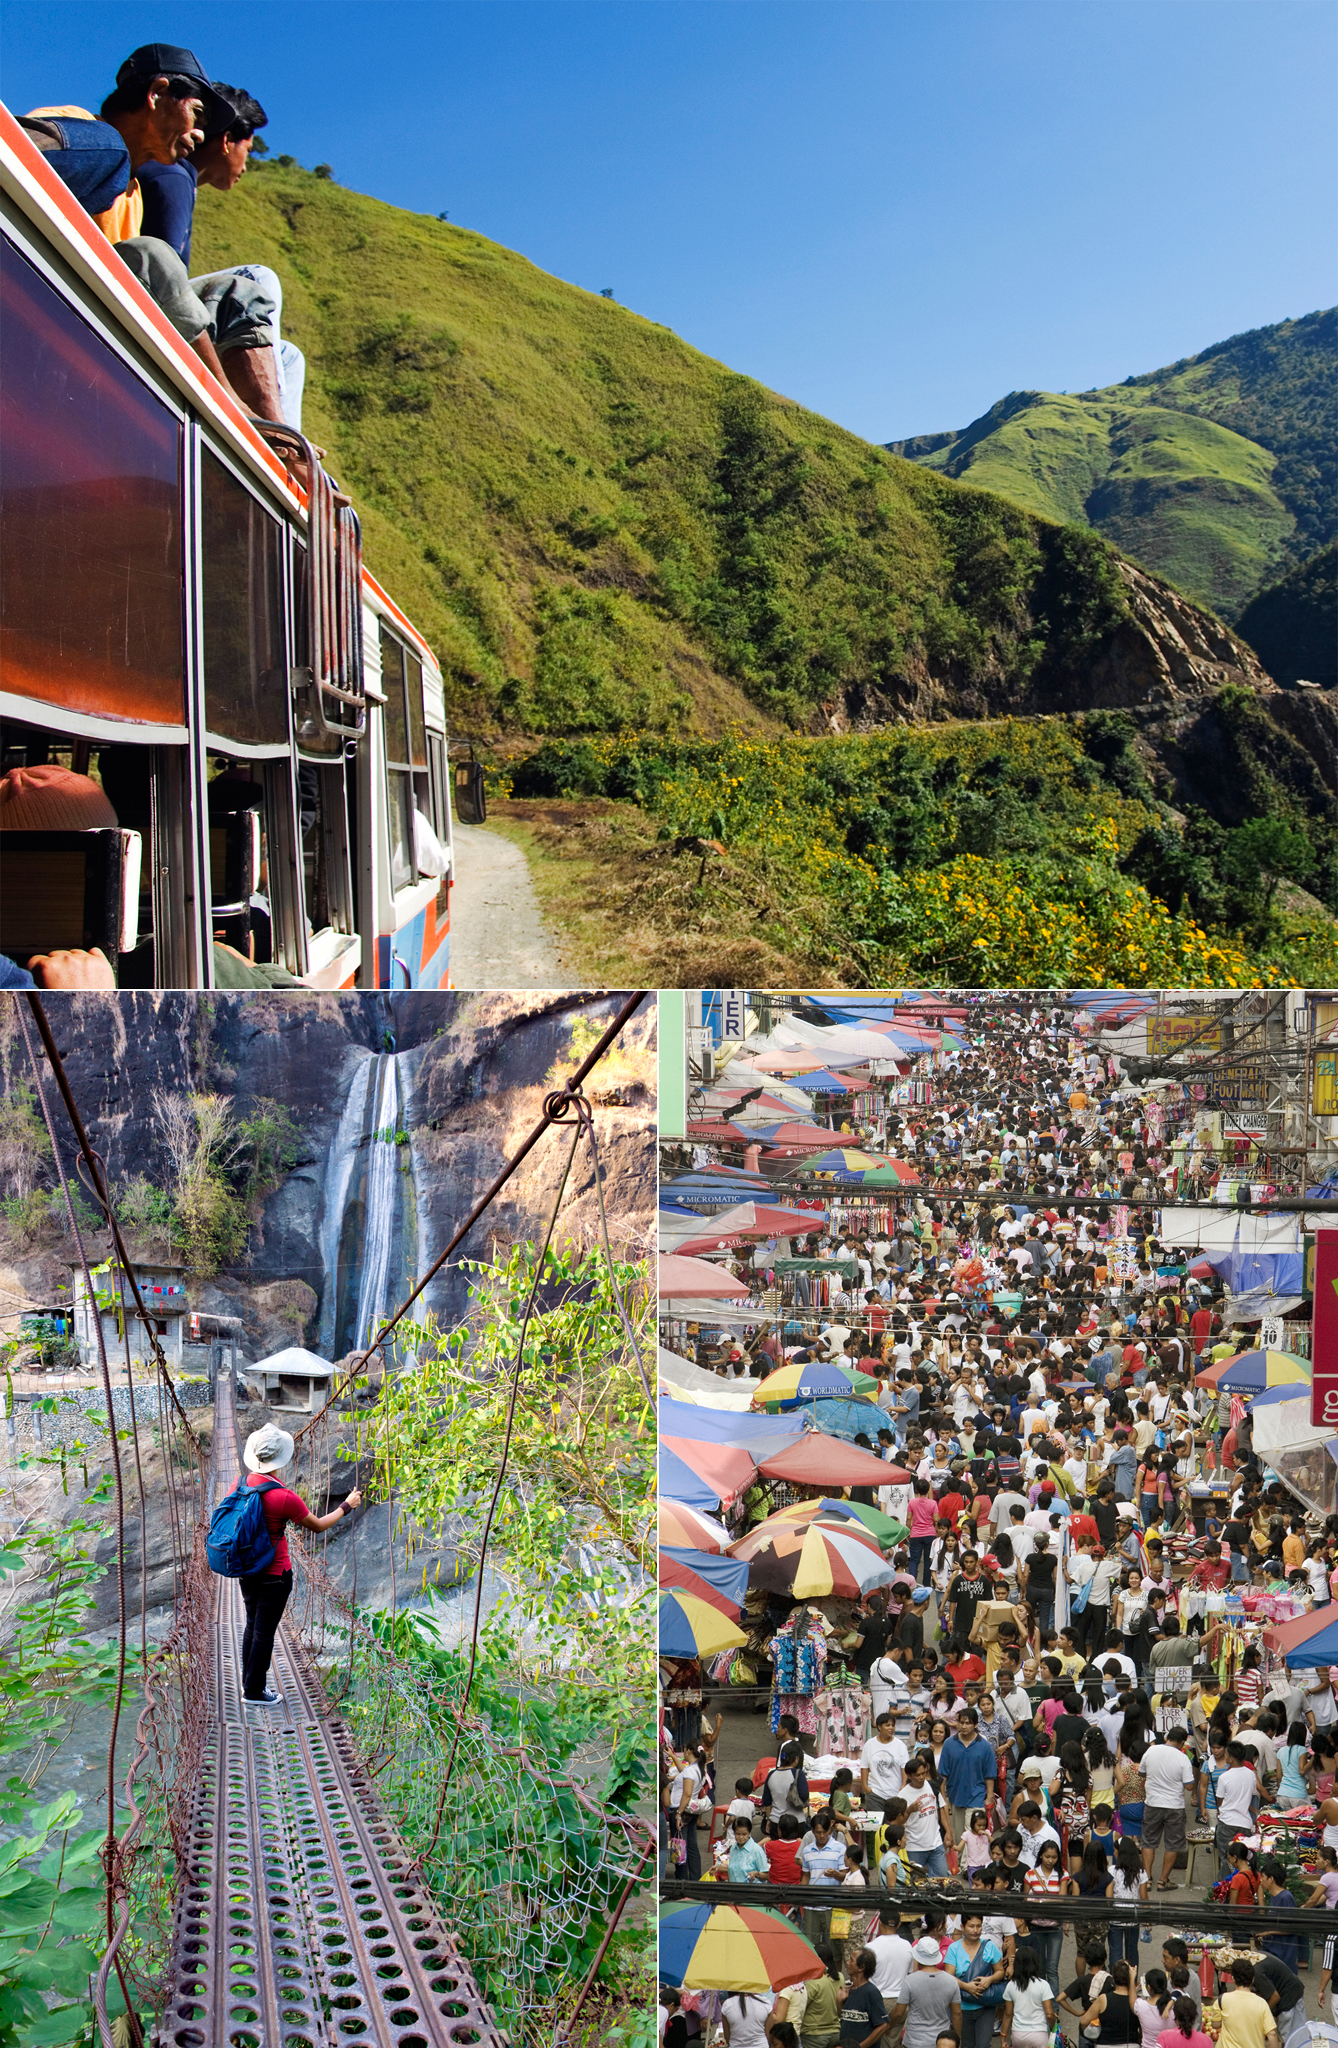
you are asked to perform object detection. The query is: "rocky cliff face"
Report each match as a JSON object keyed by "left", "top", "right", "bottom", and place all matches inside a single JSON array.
[
  {"left": 824, "top": 556, "right": 1336, "bottom": 813},
  {"left": 0, "top": 990, "right": 656, "bottom": 1360}
]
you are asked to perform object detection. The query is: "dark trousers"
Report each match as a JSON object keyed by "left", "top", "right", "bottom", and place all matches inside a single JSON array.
[
  {"left": 909, "top": 1536, "right": 933, "bottom": 1585},
  {"left": 239, "top": 1568, "right": 292, "bottom": 1698}
]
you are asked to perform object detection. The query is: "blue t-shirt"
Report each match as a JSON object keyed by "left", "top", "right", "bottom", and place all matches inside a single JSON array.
[
  {"left": 137, "top": 158, "right": 198, "bottom": 264},
  {"left": 945, "top": 1938, "right": 1002, "bottom": 2010},
  {"left": 727, "top": 1836, "right": 769, "bottom": 1883},
  {"left": 940, "top": 1733, "right": 997, "bottom": 1808}
]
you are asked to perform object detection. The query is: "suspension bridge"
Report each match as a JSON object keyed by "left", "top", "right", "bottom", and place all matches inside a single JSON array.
[
  {"left": 6, "top": 993, "right": 654, "bottom": 2048},
  {"left": 156, "top": 1365, "right": 503, "bottom": 2048}
]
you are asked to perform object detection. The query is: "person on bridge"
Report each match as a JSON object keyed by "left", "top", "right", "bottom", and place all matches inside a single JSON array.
[{"left": 241, "top": 1423, "right": 361, "bottom": 1705}]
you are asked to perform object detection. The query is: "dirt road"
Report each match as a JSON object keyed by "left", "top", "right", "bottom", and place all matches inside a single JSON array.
[{"left": 448, "top": 822, "right": 568, "bottom": 989}]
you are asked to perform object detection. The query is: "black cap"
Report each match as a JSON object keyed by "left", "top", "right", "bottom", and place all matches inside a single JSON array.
[{"left": 115, "top": 44, "right": 235, "bottom": 128}]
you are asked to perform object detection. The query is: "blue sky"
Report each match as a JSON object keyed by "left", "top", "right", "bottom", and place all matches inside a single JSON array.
[{"left": 4, "top": 0, "right": 1334, "bottom": 442}]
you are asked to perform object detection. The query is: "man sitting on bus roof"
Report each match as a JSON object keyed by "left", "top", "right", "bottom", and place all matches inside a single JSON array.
[
  {"left": 137, "top": 84, "right": 305, "bottom": 429},
  {"left": 23, "top": 46, "right": 292, "bottom": 426}
]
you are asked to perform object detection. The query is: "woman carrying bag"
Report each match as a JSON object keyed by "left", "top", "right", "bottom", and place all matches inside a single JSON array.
[{"left": 945, "top": 1908, "right": 1007, "bottom": 2048}]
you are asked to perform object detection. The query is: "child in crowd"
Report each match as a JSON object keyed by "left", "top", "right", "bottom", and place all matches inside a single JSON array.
[{"left": 959, "top": 1807, "right": 994, "bottom": 1873}]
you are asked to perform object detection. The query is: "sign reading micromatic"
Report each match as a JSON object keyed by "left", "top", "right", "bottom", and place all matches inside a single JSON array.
[{"left": 1310, "top": 1230, "right": 1338, "bottom": 1429}]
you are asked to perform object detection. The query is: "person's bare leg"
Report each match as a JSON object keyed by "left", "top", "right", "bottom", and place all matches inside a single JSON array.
[
  {"left": 219, "top": 341, "right": 286, "bottom": 423},
  {"left": 1162, "top": 1848, "right": 1178, "bottom": 1886}
]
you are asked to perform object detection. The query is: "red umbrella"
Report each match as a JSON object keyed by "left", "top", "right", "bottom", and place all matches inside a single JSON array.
[
  {"left": 660, "top": 1435, "right": 758, "bottom": 1507},
  {"left": 758, "top": 1437, "right": 912, "bottom": 1488},
  {"left": 685, "top": 1120, "right": 757, "bottom": 1143}
]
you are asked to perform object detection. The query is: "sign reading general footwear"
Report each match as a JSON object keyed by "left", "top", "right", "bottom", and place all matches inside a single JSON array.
[{"left": 1310, "top": 1230, "right": 1338, "bottom": 1429}]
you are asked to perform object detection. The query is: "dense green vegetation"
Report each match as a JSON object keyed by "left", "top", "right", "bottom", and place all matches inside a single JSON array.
[
  {"left": 506, "top": 714, "right": 1338, "bottom": 985},
  {"left": 1236, "top": 544, "right": 1338, "bottom": 687},
  {"left": 889, "top": 310, "right": 1337, "bottom": 619}
]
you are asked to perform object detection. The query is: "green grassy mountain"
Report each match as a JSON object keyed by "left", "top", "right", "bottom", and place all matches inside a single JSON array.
[
  {"left": 186, "top": 164, "right": 1199, "bottom": 737},
  {"left": 887, "top": 310, "right": 1337, "bottom": 621},
  {"left": 189, "top": 165, "right": 1336, "bottom": 984}
]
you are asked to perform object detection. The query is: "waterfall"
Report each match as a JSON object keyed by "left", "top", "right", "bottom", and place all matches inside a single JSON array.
[
  {"left": 316, "top": 1049, "right": 417, "bottom": 1358},
  {"left": 316, "top": 1055, "right": 375, "bottom": 1353},
  {"left": 352, "top": 1056, "right": 400, "bottom": 1350}
]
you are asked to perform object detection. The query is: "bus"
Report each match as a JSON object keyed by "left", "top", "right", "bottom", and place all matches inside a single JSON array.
[{"left": 0, "top": 102, "right": 457, "bottom": 990}]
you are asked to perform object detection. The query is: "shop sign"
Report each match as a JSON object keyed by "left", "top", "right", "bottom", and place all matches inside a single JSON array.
[{"left": 1310, "top": 1230, "right": 1338, "bottom": 1428}]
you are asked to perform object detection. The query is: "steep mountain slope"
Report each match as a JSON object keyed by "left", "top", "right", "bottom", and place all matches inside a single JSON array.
[
  {"left": 1236, "top": 545, "right": 1338, "bottom": 689},
  {"left": 887, "top": 311, "right": 1337, "bottom": 620},
  {"left": 188, "top": 165, "right": 1336, "bottom": 984},
  {"left": 191, "top": 166, "right": 1302, "bottom": 755}
]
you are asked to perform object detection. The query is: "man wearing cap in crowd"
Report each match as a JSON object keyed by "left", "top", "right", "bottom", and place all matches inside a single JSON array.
[
  {"left": 886, "top": 1936, "right": 962, "bottom": 2048},
  {"left": 235, "top": 1422, "right": 361, "bottom": 1703}
]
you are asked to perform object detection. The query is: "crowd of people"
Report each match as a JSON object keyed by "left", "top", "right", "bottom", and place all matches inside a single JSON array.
[{"left": 663, "top": 1001, "right": 1325, "bottom": 2048}]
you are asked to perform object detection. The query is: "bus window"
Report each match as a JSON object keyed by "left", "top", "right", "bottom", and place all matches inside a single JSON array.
[
  {"left": 0, "top": 234, "right": 184, "bottom": 730},
  {"left": 379, "top": 622, "right": 415, "bottom": 890},
  {"left": 426, "top": 731, "right": 448, "bottom": 841},
  {"left": 297, "top": 761, "right": 355, "bottom": 939},
  {"left": 405, "top": 648, "right": 427, "bottom": 767},
  {"left": 204, "top": 756, "right": 306, "bottom": 977},
  {"left": 200, "top": 449, "right": 288, "bottom": 751}
]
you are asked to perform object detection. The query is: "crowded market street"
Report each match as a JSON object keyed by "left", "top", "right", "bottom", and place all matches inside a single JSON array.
[{"left": 657, "top": 990, "right": 1338, "bottom": 2048}]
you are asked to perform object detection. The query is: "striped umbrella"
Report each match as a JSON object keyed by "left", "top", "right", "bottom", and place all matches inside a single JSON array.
[
  {"left": 658, "top": 1545, "right": 750, "bottom": 1617},
  {"left": 659, "top": 1588, "right": 748, "bottom": 1658},
  {"left": 771, "top": 1496, "right": 911, "bottom": 1546},
  {"left": 658, "top": 1901, "right": 827, "bottom": 1992},
  {"left": 728, "top": 1514, "right": 898, "bottom": 1598},
  {"left": 804, "top": 1148, "right": 893, "bottom": 1174},
  {"left": 1207, "top": 1349, "right": 1310, "bottom": 1393},
  {"left": 657, "top": 1501, "right": 731, "bottom": 1552},
  {"left": 753, "top": 1359, "right": 879, "bottom": 1404}
]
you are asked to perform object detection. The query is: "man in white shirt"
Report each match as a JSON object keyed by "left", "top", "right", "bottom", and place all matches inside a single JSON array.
[
  {"left": 1213, "top": 1743, "right": 1260, "bottom": 1876},
  {"left": 867, "top": 1903, "right": 914, "bottom": 2002},
  {"left": 1302, "top": 1668, "right": 1338, "bottom": 1733},
  {"left": 1139, "top": 1728, "right": 1196, "bottom": 1889},
  {"left": 861, "top": 1713, "right": 911, "bottom": 1805},
  {"left": 990, "top": 1488, "right": 1029, "bottom": 1535},
  {"left": 1016, "top": 1802, "right": 1061, "bottom": 1868}
]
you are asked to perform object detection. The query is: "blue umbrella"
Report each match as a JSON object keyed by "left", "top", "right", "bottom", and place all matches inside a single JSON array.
[
  {"left": 659, "top": 1545, "right": 752, "bottom": 1611},
  {"left": 660, "top": 1446, "right": 721, "bottom": 1511},
  {"left": 657, "top": 1397, "right": 807, "bottom": 1451},
  {"left": 1285, "top": 1617, "right": 1338, "bottom": 1668},
  {"left": 787, "top": 1069, "right": 861, "bottom": 1092},
  {"left": 785, "top": 1395, "right": 888, "bottom": 1444}
]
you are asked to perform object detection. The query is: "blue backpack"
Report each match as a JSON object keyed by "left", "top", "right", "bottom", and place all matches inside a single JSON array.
[
  {"left": 17, "top": 116, "right": 132, "bottom": 218},
  {"left": 207, "top": 1477, "right": 279, "bottom": 1578}
]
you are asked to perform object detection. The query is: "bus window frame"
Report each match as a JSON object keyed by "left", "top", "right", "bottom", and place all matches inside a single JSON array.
[
  {"left": 196, "top": 439, "right": 291, "bottom": 761},
  {"left": 0, "top": 204, "right": 192, "bottom": 746}
]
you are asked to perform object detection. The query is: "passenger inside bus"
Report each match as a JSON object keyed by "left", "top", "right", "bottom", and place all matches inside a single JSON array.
[
  {"left": 22, "top": 44, "right": 301, "bottom": 426},
  {"left": 0, "top": 758, "right": 303, "bottom": 991}
]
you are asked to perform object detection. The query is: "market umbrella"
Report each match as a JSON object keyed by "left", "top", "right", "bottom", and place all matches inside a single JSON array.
[
  {"left": 658, "top": 1397, "right": 807, "bottom": 1451},
  {"left": 772, "top": 1496, "right": 910, "bottom": 1546},
  {"left": 1263, "top": 1601, "right": 1338, "bottom": 1658},
  {"left": 657, "top": 1501, "right": 731, "bottom": 1552},
  {"left": 658, "top": 1544, "right": 751, "bottom": 1616},
  {"left": 659, "top": 1254, "right": 750, "bottom": 1298},
  {"left": 660, "top": 1435, "right": 758, "bottom": 1506},
  {"left": 660, "top": 1446, "right": 723, "bottom": 1511},
  {"left": 1214, "top": 1350, "right": 1310, "bottom": 1394},
  {"left": 729, "top": 1513, "right": 898, "bottom": 1598},
  {"left": 804, "top": 1148, "right": 893, "bottom": 1174},
  {"left": 857, "top": 1161, "right": 922, "bottom": 1186},
  {"left": 787, "top": 1069, "right": 867, "bottom": 1091},
  {"left": 753, "top": 1359, "right": 879, "bottom": 1405},
  {"left": 746, "top": 1122, "right": 845, "bottom": 1150},
  {"left": 783, "top": 1393, "right": 899, "bottom": 1448},
  {"left": 684, "top": 1120, "right": 759, "bottom": 1143},
  {"left": 758, "top": 1434, "right": 906, "bottom": 1490},
  {"left": 658, "top": 1901, "right": 827, "bottom": 1992},
  {"left": 659, "top": 1588, "right": 749, "bottom": 1658}
]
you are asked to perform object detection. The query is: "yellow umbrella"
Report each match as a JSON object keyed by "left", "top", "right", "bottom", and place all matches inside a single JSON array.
[{"left": 659, "top": 1588, "right": 748, "bottom": 1657}]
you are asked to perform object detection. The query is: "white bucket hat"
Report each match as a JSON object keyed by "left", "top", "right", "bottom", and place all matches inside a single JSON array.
[{"left": 243, "top": 1423, "right": 295, "bottom": 1473}]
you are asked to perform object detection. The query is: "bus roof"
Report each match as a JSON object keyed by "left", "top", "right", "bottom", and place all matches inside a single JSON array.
[{"left": 0, "top": 100, "right": 441, "bottom": 677}]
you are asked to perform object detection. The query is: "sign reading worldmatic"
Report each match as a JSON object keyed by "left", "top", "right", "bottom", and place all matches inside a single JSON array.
[
  {"left": 1148, "top": 1018, "right": 1221, "bottom": 1056},
  {"left": 1310, "top": 1230, "right": 1338, "bottom": 1430}
]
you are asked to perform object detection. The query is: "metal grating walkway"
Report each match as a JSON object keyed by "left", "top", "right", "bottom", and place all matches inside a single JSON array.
[{"left": 155, "top": 1377, "right": 506, "bottom": 2048}]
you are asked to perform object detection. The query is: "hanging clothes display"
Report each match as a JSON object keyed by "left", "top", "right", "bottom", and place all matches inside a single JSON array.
[
  {"left": 768, "top": 1608, "right": 829, "bottom": 1735},
  {"left": 812, "top": 1672, "right": 872, "bottom": 1755}
]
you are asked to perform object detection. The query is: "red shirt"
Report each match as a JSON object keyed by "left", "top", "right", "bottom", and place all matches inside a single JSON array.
[
  {"left": 766, "top": 1837, "right": 802, "bottom": 1884},
  {"left": 245, "top": 1473, "right": 309, "bottom": 1574},
  {"left": 945, "top": 1654, "right": 986, "bottom": 1688},
  {"left": 937, "top": 1490, "right": 967, "bottom": 1529},
  {"left": 1190, "top": 1309, "right": 1213, "bottom": 1355},
  {"left": 1068, "top": 1513, "right": 1099, "bottom": 1547}
]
